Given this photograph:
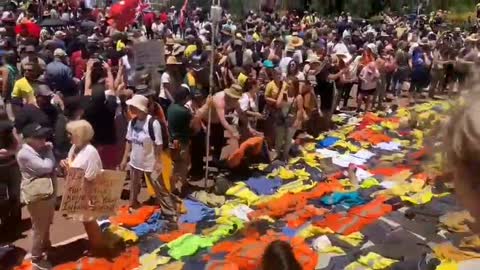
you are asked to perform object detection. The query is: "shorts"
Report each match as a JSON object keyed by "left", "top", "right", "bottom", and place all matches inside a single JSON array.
[{"left": 359, "top": 88, "right": 376, "bottom": 96}]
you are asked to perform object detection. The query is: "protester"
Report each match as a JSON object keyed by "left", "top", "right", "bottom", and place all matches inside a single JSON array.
[
  {"left": 60, "top": 120, "right": 106, "bottom": 254},
  {"left": 120, "top": 94, "right": 168, "bottom": 210},
  {"left": 0, "top": 109, "right": 20, "bottom": 230},
  {"left": 16, "top": 123, "right": 56, "bottom": 270}
]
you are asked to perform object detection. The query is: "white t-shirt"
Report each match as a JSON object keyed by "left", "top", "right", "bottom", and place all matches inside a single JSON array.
[
  {"left": 279, "top": 56, "right": 293, "bottom": 78},
  {"left": 121, "top": 55, "right": 135, "bottom": 87},
  {"left": 67, "top": 144, "right": 103, "bottom": 181},
  {"left": 126, "top": 115, "right": 163, "bottom": 172},
  {"left": 159, "top": 72, "right": 171, "bottom": 99}
]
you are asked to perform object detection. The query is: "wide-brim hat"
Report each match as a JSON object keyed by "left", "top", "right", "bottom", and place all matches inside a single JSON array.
[
  {"left": 166, "top": 38, "right": 175, "bottom": 45},
  {"left": 126, "top": 94, "right": 149, "bottom": 113},
  {"left": 224, "top": 84, "right": 243, "bottom": 99},
  {"left": 136, "top": 84, "right": 156, "bottom": 97},
  {"left": 167, "top": 56, "right": 182, "bottom": 65},
  {"left": 305, "top": 54, "right": 321, "bottom": 64},
  {"left": 172, "top": 44, "right": 186, "bottom": 56}
]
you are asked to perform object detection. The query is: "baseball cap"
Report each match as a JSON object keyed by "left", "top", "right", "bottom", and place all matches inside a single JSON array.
[
  {"left": 22, "top": 123, "right": 51, "bottom": 139},
  {"left": 54, "top": 48, "right": 67, "bottom": 57}
]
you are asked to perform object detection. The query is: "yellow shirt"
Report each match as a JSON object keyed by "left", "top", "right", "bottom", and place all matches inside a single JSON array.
[
  {"left": 11, "top": 77, "right": 34, "bottom": 101},
  {"left": 116, "top": 40, "right": 125, "bottom": 52},
  {"left": 265, "top": 81, "right": 280, "bottom": 99}
]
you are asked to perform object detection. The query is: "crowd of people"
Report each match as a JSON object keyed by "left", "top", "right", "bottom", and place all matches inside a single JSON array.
[{"left": 1, "top": 1, "right": 480, "bottom": 269}]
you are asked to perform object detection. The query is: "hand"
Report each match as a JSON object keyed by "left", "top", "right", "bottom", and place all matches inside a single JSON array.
[
  {"left": 119, "top": 159, "right": 128, "bottom": 171},
  {"left": 60, "top": 159, "right": 68, "bottom": 169},
  {"left": 103, "top": 61, "right": 111, "bottom": 71},
  {"left": 293, "top": 120, "right": 302, "bottom": 129},
  {"left": 253, "top": 112, "right": 264, "bottom": 119}
]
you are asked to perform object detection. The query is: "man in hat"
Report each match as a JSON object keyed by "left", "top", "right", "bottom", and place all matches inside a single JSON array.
[
  {"left": 279, "top": 46, "right": 295, "bottom": 78},
  {"left": 228, "top": 39, "right": 253, "bottom": 68},
  {"left": 195, "top": 84, "right": 250, "bottom": 162},
  {"left": 14, "top": 83, "right": 59, "bottom": 135},
  {"left": 45, "top": 48, "right": 76, "bottom": 97},
  {"left": 20, "top": 45, "right": 46, "bottom": 74},
  {"left": 160, "top": 56, "right": 181, "bottom": 112}
]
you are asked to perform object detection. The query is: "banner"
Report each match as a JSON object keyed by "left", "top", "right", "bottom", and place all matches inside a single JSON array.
[
  {"left": 60, "top": 168, "right": 126, "bottom": 217},
  {"left": 133, "top": 40, "right": 165, "bottom": 69}
]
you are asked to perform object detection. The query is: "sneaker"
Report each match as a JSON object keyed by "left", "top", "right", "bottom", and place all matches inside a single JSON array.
[{"left": 32, "top": 259, "right": 52, "bottom": 270}]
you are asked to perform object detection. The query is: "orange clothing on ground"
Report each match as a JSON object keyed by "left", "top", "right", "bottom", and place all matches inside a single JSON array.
[
  {"left": 54, "top": 247, "right": 140, "bottom": 270},
  {"left": 348, "top": 129, "right": 392, "bottom": 144},
  {"left": 227, "top": 137, "right": 264, "bottom": 168},
  {"left": 303, "top": 180, "right": 343, "bottom": 200},
  {"left": 110, "top": 206, "right": 157, "bottom": 227},
  {"left": 209, "top": 231, "right": 318, "bottom": 270},
  {"left": 284, "top": 205, "right": 328, "bottom": 229},
  {"left": 248, "top": 193, "right": 308, "bottom": 220},
  {"left": 314, "top": 197, "right": 392, "bottom": 235}
]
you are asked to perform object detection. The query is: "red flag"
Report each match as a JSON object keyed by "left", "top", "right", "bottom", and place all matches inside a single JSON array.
[
  {"left": 109, "top": 0, "right": 140, "bottom": 30},
  {"left": 179, "top": 0, "right": 188, "bottom": 27}
]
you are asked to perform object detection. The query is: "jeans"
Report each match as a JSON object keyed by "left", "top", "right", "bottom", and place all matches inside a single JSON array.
[
  {"left": 275, "top": 125, "right": 296, "bottom": 161},
  {"left": 27, "top": 197, "right": 55, "bottom": 259}
]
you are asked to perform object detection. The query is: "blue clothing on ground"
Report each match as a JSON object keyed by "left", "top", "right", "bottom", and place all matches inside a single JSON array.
[
  {"left": 179, "top": 199, "right": 215, "bottom": 224},
  {"left": 246, "top": 176, "right": 282, "bottom": 195},
  {"left": 132, "top": 212, "right": 166, "bottom": 237},
  {"left": 321, "top": 192, "right": 365, "bottom": 209},
  {"left": 317, "top": 137, "right": 340, "bottom": 148}
]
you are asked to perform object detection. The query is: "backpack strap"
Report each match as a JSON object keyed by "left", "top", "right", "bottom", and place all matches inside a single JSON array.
[{"left": 147, "top": 116, "right": 156, "bottom": 142}]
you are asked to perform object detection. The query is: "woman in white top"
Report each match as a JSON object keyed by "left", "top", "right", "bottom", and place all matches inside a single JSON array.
[
  {"left": 239, "top": 79, "right": 263, "bottom": 142},
  {"left": 60, "top": 120, "right": 105, "bottom": 255}
]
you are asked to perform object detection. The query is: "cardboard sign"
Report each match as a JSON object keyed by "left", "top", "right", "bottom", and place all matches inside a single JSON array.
[
  {"left": 133, "top": 40, "right": 165, "bottom": 69},
  {"left": 60, "top": 168, "right": 126, "bottom": 217}
]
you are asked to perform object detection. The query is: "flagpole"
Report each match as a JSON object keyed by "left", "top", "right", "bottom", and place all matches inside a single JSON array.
[{"left": 204, "top": 1, "right": 221, "bottom": 188}]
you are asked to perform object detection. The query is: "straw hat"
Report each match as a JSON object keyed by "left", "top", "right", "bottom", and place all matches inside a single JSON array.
[
  {"left": 289, "top": 36, "right": 304, "bottom": 48},
  {"left": 167, "top": 56, "right": 181, "bottom": 65},
  {"left": 166, "top": 38, "right": 175, "bottom": 46},
  {"left": 224, "top": 84, "right": 243, "bottom": 99},
  {"left": 126, "top": 95, "right": 149, "bottom": 113},
  {"left": 305, "top": 54, "right": 321, "bottom": 64},
  {"left": 172, "top": 44, "right": 186, "bottom": 56}
]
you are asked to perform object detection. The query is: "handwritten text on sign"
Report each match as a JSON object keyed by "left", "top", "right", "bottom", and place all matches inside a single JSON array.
[
  {"left": 133, "top": 40, "right": 165, "bottom": 68},
  {"left": 60, "top": 168, "right": 126, "bottom": 217}
]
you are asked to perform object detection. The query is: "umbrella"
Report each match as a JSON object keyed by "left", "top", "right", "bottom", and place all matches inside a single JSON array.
[
  {"left": 15, "top": 22, "right": 41, "bottom": 38},
  {"left": 40, "top": 18, "right": 66, "bottom": 27}
]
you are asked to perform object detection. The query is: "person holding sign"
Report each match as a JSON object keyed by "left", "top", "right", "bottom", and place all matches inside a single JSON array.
[
  {"left": 16, "top": 123, "right": 56, "bottom": 270},
  {"left": 60, "top": 120, "right": 105, "bottom": 255}
]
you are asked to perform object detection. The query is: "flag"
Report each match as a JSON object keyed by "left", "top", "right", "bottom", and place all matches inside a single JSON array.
[{"left": 179, "top": 0, "right": 188, "bottom": 27}]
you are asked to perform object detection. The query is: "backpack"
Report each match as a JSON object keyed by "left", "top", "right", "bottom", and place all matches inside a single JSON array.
[{"left": 131, "top": 116, "right": 156, "bottom": 142}]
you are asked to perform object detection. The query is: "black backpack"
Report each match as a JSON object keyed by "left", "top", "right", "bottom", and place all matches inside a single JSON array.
[{"left": 131, "top": 116, "right": 156, "bottom": 142}]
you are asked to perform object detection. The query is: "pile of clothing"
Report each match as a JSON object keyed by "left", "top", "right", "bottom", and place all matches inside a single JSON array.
[{"left": 17, "top": 101, "right": 480, "bottom": 270}]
